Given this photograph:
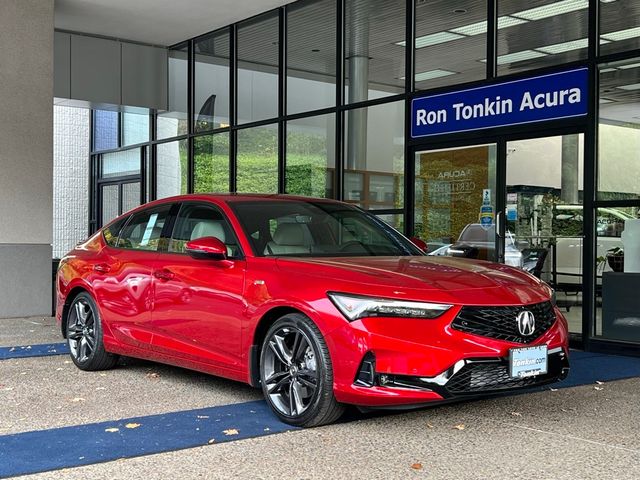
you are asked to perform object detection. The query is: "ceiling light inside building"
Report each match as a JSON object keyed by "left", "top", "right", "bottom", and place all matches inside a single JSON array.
[
  {"left": 397, "top": 31, "right": 464, "bottom": 49},
  {"left": 512, "top": 0, "right": 588, "bottom": 21},
  {"left": 619, "top": 62, "right": 640, "bottom": 70},
  {"left": 600, "top": 68, "right": 618, "bottom": 73},
  {"left": 484, "top": 50, "right": 548, "bottom": 65},
  {"left": 601, "top": 26, "right": 640, "bottom": 42},
  {"left": 450, "top": 16, "right": 528, "bottom": 36},
  {"left": 411, "top": 69, "right": 458, "bottom": 82},
  {"left": 617, "top": 83, "right": 640, "bottom": 91},
  {"left": 599, "top": 98, "right": 614, "bottom": 104},
  {"left": 537, "top": 38, "right": 589, "bottom": 54}
]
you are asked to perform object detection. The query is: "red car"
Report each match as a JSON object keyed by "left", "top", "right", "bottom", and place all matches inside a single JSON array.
[{"left": 56, "top": 194, "right": 569, "bottom": 427}]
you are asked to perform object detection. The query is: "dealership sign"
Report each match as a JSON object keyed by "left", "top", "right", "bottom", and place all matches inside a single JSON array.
[{"left": 411, "top": 68, "right": 588, "bottom": 138}]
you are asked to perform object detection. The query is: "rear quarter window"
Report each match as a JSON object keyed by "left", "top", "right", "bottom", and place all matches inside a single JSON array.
[{"left": 103, "top": 216, "right": 129, "bottom": 247}]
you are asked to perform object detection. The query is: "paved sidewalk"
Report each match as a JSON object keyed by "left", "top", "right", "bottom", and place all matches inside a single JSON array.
[{"left": 1, "top": 317, "right": 639, "bottom": 480}]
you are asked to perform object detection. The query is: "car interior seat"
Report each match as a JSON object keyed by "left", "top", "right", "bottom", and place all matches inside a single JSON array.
[{"left": 264, "top": 223, "right": 311, "bottom": 255}]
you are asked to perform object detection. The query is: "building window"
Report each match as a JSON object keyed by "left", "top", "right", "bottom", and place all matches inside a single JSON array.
[
  {"left": 236, "top": 124, "right": 279, "bottom": 193},
  {"left": 598, "top": 59, "right": 640, "bottom": 201},
  {"left": 122, "top": 111, "right": 149, "bottom": 146},
  {"left": 93, "top": 109, "right": 118, "bottom": 151},
  {"left": 497, "top": 0, "right": 588, "bottom": 76},
  {"left": 600, "top": 0, "right": 640, "bottom": 56},
  {"left": 343, "top": 100, "right": 404, "bottom": 211},
  {"left": 156, "top": 140, "right": 188, "bottom": 198},
  {"left": 157, "top": 43, "right": 188, "bottom": 140},
  {"left": 194, "top": 30, "right": 230, "bottom": 132},
  {"left": 286, "top": 113, "right": 336, "bottom": 198},
  {"left": 287, "top": 0, "right": 337, "bottom": 115},
  {"left": 414, "top": 0, "right": 486, "bottom": 90},
  {"left": 238, "top": 12, "right": 279, "bottom": 124},
  {"left": 194, "top": 133, "right": 230, "bottom": 193},
  {"left": 345, "top": 0, "right": 405, "bottom": 103}
]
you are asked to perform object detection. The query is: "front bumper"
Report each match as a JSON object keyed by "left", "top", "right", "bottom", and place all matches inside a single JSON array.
[{"left": 326, "top": 306, "right": 570, "bottom": 407}]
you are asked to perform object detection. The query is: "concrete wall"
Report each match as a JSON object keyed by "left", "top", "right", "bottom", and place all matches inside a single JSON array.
[{"left": 0, "top": 0, "right": 54, "bottom": 317}]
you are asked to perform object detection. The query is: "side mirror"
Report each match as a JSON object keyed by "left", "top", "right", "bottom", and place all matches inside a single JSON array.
[
  {"left": 410, "top": 236, "right": 428, "bottom": 253},
  {"left": 185, "top": 236, "right": 227, "bottom": 260}
]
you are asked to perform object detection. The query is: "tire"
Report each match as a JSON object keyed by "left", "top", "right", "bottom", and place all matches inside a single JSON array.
[
  {"left": 66, "top": 292, "right": 119, "bottom": 371},
  {"left": 260, "top": 313, "right": 345, "bottom": 427}
]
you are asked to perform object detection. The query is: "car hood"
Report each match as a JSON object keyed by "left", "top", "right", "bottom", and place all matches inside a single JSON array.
[{"left": 275, "top": 256, "right": 549, "bottom": 305}]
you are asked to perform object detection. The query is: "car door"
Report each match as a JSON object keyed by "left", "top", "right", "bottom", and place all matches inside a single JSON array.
[
  {"left": 93, "top": 203, "right": 173, "bottom": 350},
  {"left": 150, "top": 201, "right": 246, "bottom": 371}
]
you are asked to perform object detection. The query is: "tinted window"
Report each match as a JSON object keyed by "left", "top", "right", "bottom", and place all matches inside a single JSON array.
[
  {"left": 169, "top": 203, "right": 241, "bottom": 258},
  {"left": 117, "top": 205, "right": 172, "bottom": 251},
  {"left": 230, "top": 200, "right": 420, "bottom": 257},
  {"left": 103, "top": 216, "right": 129, "bottom": 247}
]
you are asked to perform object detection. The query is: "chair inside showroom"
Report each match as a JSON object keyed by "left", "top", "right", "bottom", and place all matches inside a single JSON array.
[
  {"left": 190, "top": 220, "right": 234, "bottom": 257},
  {"left": 264, "top": 223, "right": 311, "bottom": 255}
]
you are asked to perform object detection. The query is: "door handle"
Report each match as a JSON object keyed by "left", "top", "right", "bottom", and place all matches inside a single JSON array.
[
  {"left": 153, "top": 269, "right": 175, "bottom": 281},
  {"left": 93, "top": 263, "right": 111, "bottom": 273}
]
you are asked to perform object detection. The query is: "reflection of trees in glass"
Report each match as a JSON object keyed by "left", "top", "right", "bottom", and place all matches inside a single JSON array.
[
  {"left": 237, "top": 127, "right": 278, "bottom": 193},
  {"left": 287, "top": 129, "right": 330, "bottom": 198},
  {"left": 194, "top": 134, "right": 229, "bottom": 193}
]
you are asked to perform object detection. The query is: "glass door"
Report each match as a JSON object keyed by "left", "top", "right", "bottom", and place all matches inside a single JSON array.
[
  {"left": 414, "top": 143, "right": 498, "bottom": 259},
  {"left": 503, "top": 134, "right": 585, "bottom": 334}
]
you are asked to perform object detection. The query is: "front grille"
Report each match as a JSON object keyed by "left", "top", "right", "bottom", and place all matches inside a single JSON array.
[{"left": 451, "top": 301, "right": 556, "bottom": 344}]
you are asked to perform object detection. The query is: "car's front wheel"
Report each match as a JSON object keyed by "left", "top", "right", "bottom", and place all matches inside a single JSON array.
[
  {"left": 260, "top": 313, "right": 345, "bottom": 427},
  {"left": 66, "top": 292, "right": 119, "bottom": 371}
]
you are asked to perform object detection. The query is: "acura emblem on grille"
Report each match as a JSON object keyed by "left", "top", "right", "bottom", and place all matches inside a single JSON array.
[{"left": 516, "top": 310, "right": 536, "bottom": 336}]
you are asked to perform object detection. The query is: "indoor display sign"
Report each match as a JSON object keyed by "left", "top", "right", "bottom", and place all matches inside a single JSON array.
[{"left": 411, "top": 68, "right": 588, "bottom": 138}]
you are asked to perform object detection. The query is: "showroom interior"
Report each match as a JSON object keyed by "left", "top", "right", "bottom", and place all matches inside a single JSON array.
[{"left": 1, "top": 0, "right": 639, "bottom": 355}]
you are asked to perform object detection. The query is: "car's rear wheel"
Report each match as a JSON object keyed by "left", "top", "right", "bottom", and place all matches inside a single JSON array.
[
  {"left": 66, "top": 292, "right": 118, "bottom": 371},
  {"left": 260, "top": 313, "right": 345, "bottom": 427}
]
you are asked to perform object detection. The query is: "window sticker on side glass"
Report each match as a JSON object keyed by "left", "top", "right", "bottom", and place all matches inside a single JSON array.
[{"left": 140, "top": 213, "right": 159, "bottom": 246}]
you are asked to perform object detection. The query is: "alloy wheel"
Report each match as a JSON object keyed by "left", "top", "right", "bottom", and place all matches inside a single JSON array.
[
  {"left": 67, "top": 299, "right": 97, "bottom": 363},
  {"left": 263, "top": 326, "right": 319, "bottom": 417}
]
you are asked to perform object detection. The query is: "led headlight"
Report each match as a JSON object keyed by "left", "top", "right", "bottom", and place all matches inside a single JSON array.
[{"left": 328, "top": 292, "right": 452, "bottom": 322}]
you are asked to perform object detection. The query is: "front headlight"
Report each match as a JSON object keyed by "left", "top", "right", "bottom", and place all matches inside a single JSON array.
[{"left": 327, "top": 292, "right": 452, "bottom": 322}]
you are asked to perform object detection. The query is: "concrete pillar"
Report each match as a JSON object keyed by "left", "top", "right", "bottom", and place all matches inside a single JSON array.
[
  {"left": 346, "top": 0, "right": 370, "bottom": 170},
  {"left": 0, "top": 0, "right": 54, "bottom": 317},
  {"left": 561, "top": 134, "right": 580, "bottom": 204}
]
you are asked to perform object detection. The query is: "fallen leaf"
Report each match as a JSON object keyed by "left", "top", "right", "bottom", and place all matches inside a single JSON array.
[
  {"left": 511, "top": 412, "right": 522, "bottom": 417},
  {"left": 207, "top": 438, "right": 215, "bottom": 444},
  {"left": 125, "top": 423, "right": 141, "bottom": 429},
  {"left": 223, "top": 429, "right": 239, "bottom": 436},
  {"left": 71, "top": 397, "right": 85, "bottom": 402},
  {"left": 411, "top": 463, "right": 423, "bottom": 470},
  {"left": 426, "top": 423, "right": 434, "bottom": 429},
  {"left": 95, "top": 387, "right": 106, "bottom": 391},
  {"left": 55, "top": 368, "right": 63, "bottom": 371},
  {"left": 453, "top": 424, "right": 465, "bottom": 430},
  {"left": 146, "top": 372, "right": 160, "bottom": 379},
  {"left": 549, "top": 387, "right": 558, "bottom": 392},
  {"left": 596, "top": 381, "right": 604, "bottom": 385},
  {"left": 594, "top": 386, "right": 603, "bottom": 391},
  {"left": 263, "top": 427, "right": 270, "bottom": 432},
  {"left": 105, "top": 428, "right": 119, "bottom": 433},
  {"left": 64, "top": 360, "right": 72, "bottom": 364},
  {"left": 99, "top": 373, "right": 107, "bottom": 377}
]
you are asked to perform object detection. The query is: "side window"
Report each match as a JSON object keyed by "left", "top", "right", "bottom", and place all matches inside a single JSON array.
[
  {"left": 117, "top": 205, "right": 171, "bottom": 251},
  {"left": 168, "top": 203, "right": 241, "bottom": 258},
  {"left": 103, "top": 216, "right": 129, "bottom": 247}
]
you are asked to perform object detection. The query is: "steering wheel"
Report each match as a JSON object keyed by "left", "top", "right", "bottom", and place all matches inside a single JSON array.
[{"left": 339, "top": 240, "right": 366, "bottom": 252}]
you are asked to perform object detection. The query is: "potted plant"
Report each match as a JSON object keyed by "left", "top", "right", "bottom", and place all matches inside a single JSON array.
[{"left": 606, "top": 246, "right": 624, "bottom": 272}]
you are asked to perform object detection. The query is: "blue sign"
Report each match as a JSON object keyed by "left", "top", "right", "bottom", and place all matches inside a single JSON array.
[{"left": 411, "top": 68, "right": 588, "bottom": 138}]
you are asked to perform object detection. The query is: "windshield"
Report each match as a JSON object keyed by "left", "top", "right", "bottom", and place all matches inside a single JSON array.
[{"left": 230, "top": 200, "right": 422, "bottom": 257}]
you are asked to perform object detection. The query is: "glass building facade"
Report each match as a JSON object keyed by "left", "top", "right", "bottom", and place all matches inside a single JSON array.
[{"left": 88, "top": 0, "right": 640, "bottom": 355}]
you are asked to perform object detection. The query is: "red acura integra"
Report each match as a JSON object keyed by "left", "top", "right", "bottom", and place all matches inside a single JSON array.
[{"left": 56, "top": 195, "right": 569, "bottom": 427}]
